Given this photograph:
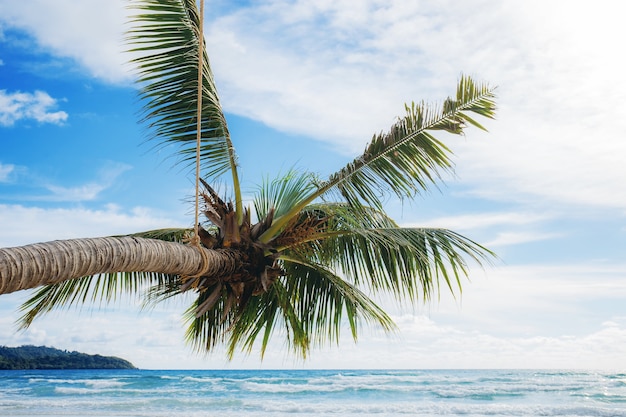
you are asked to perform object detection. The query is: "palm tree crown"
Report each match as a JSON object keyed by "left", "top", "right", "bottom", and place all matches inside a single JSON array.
[{"left": 14, "top": 0, "right": 497, "bottom": 359}]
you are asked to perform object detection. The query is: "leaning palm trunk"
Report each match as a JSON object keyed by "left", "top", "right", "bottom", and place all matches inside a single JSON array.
[{"left": 0, "top": 237, "right": 239, "bottom": 294}]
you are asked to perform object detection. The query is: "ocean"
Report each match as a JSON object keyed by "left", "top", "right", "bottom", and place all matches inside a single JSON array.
[{"left": 0, "top": 369, "right": 624, "bottom": 416}]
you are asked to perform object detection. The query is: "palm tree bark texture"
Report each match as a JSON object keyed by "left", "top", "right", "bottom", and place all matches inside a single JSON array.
[{"left": 0, "top": 237, "right": 239, "bottom": 295}]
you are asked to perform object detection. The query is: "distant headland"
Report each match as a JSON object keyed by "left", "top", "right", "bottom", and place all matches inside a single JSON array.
[{"left": 0, "top": 345, "right": 136, "bottom": 370}]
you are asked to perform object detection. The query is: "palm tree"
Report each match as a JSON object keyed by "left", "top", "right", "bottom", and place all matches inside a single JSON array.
[{"left": 0, "top": 0, "right": 496, "bottom": 358}]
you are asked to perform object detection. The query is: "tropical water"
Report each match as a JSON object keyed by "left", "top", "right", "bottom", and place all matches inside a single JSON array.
[{"left": 0, "top": 369, "right": 625, "bottom": 416}]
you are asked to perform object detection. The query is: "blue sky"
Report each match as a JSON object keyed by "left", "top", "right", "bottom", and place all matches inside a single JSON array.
[{"left": 1, "top": 0, "right": 625, "bottom": 370}]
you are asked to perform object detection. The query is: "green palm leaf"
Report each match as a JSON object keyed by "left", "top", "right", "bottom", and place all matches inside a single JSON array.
[
  {"left": 279, "top": 257, "right": 396, "bottom": 345},
  {"left": 131, "top": 227, "right": 192, "bottom": 243},
  {"left": 321, "top": 227, "right": 491, "bottom": 300},
  {"left": 17, "top": 271, "right": 175, "bottom": 329},
  {"left": 259, "top": 76, "right": 496, "bottom": 242},
  {"left": 184, "top": 257, "right": 395, "bottom": 358},
  {"left": 254, "top": 168, "right": 318, "bottom": 220},
  {"left": 183, "top": 284, "right": 238, "bottom": 353},
  {"left": 279, "top": 203, "right": 493, "bottom": 302},
  {"left": 184, "top": 284, "right": 279, "bottom": 357},
  {"left": 127, "top": 0, "right": 243, "bottom": 216},
  {"left": 327, "top": 76, "right": 496, "bottom": 211}
]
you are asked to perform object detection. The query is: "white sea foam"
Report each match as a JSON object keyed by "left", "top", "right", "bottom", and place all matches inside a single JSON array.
[
  {"left": 3, "top": 370, "right": 626, "bottom": 417},
  {"left": 181, "top": 376, "right": 222, "bottom": 383},
  {"left": 29, "top": 377, "right": 127, "bottom": 388}
]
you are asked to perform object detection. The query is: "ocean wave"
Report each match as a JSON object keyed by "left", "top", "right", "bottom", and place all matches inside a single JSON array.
[
  {"left": 3, "top": 370, "right": 626, "bottom": 416},
  {"left": 28, "top": 377, "right": 127, "bottom": 388},
  {"left": 181, "top": 376, "right": 223, "bottom": 384}
]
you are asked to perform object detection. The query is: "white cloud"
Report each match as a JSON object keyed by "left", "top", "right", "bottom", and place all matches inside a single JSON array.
[
  {"left": 0, "top": 0, "right": 130, "bottom": 84},
  {"left": 403, "top": 211, "right": 560, "bottom": 248},
  {"left": 205, "top": 0, "right": 626, "bottom": 211},
  {"left": 3, "top": 289, "right": 626, "bottom": 370},
  {"left": 45, "top": 183, "right": 109, "bottom": 202},
  {"left": 2, "top": 1, "right": 625, "bottom": 211},
  {"left": 428, "top": 263, "right": 626, "bottom": 339},
  {"left": 358, "top": 314, "right": 626, "bottom": 370},
  {"left": 413, "top": 211, "right": 553, "bottom": 232},
  {"left": 0, "top": 163, "right": 14, "bottom": 181},
  {"left": 484, "top": 231, "right": 561, "bottom": 248},
  {"left": 0, "top": 90, "right": 68, "bottom": 126},
  {"left": 0, "top": 203, "right": 184, "bottom": 248},
  {"left": 41, "top": 162, "right": 132, "bottom": 202},
  {"left": 203, "top": 0, "right": 509, "bottom": 150}
]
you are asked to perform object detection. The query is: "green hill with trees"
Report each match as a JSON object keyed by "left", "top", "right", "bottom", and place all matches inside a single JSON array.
[{"left": 0, "top": 345, "right": 136, "bottom": 370}]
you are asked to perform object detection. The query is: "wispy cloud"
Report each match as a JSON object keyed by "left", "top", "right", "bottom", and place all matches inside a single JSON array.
[
  {"left": 0, "top": 90, "right": 68, "bottom": 126},
  {"left": 0, "top": 162, "right": 133, "bottom": 203},
  {"left": 44, "top": 183, "right": 109, "bottom": 202},
  {"left": 39, "top": 161, "right": 132, "bottom": 202},
  {"left": 0, "top": 0, "right": 130, "bottom": 84},
  {"left": 484, "top": 231, "right": 561, "bottom": 248},
  {"left": 0, "top": 203, "right": 184, "bottom": 248},
  {"left": 403, "top": 211, "right": 559, "bottom": 248},
  {"left": 432, "top": 263, "right": 626, "bottom": 335},
  {"left": 0, "top": 163, "right": 14, "bottom": 182},
  {"left": 412, "top": 211, "right": 554, "bottom": 231}
]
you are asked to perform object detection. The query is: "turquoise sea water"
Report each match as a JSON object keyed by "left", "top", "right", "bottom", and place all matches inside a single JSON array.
[{"left": 1, "top": 369, "right": 625, "bottom": 416}]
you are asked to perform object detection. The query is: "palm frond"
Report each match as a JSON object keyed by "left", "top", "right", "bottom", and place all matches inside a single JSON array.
[
  {"left": 279, "top": 203, "right": 494, "bottom": 302},
  {"left": 183, "top": 283, "right": 237, "bottom": 353},
  {"left": 325, "top": 75, "right": 496, "bottom": 211},
  {"left": 127, "top": 0, "right": 243, "bottom": 216},
  {"left": 254, "top": 168, "right": 317, "bottom": 220},
  {"left": 130, "top": 227, "right": 192, "bottom": 242},
  {"left": 259, "top": 76, "right": 496, "bottom": 242},
  {"left": 183, "top": 257, "right": 395, "bottom": 358},
  {"left": 184, "top": 285, "right": 283, "bottom": 357},
  {"left": 322, "top": 227, "right": 491, "bottom": 301},
  {"left": 280, "top": 257, "right": 396, "bottom": 346},
  {"left": 17, "top": 271, "right": 175, "bottom": 329}
]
